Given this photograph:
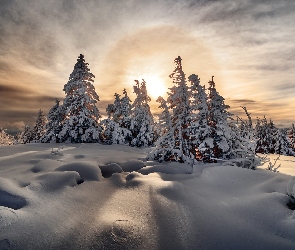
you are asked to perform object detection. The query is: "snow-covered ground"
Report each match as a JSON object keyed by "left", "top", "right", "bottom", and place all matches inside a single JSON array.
[{"left": 0, "top": 144, "right": 295, "bottom": 249}]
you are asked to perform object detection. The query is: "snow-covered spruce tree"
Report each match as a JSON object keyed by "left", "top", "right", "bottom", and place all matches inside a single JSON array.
[
  {"left": 228, "top": 107, "right": 258, "bottom": 168},
  {"left": 148, "top": 56, "right": 192, "bottom": 162},
  {"left": 100, "top": 90, "right": 132, "bottom": 145},
  {"left": 120, "top": 88, "right": 132, "bottom": 129},
  {"left": 18, "top": 125, "right": 33, "bottom": 144},
  {"left": 100, "top": 118, "right": 132, "bottom": 145},
  {"left": 255, "top": 116, "right": 277, "bottom": 154},
  {"left": 288, "top": 124, "right": 295, "bottom": 152},
  {"left": 130, "top": 79, "right": 154, "bottom": 147},
  {"left": 147, "top": 96, "right": 176, "bottom": 162},
  {"left": 274, "top": 128, "right": 295, "bottom": 156},
  {"left": 0, "top": 128, "right": 14, "bottom": 145},
  {"left": 165, "top": 56, "right": 191, "bottom": 162},
  {"left": 207, "top": 76, "right": 232, "bottom": 160},
  {"left": 31, "top": 109, "right": 47, "bottom": 143},
  {"left": 188, "top": 74, "right": 212, "bottom": 162},
  {"left": 41, "top": 99, "right": 65, "bottom": 143},
  {"left": 58, "top": 54, "right": 102, "bottom": 143}
]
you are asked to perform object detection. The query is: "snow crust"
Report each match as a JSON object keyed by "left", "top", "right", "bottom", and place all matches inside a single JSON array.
[{"left": 0, "top": 144, "right": 295, "bottom": 249}]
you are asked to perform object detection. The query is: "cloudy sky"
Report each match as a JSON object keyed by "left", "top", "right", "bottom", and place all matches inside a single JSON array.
[{"left": 0, "top": 0, "right": 295, "bottom": 133}]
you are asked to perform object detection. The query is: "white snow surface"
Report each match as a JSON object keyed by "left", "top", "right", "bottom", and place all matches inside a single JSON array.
[{"left": 0, "top": 144, "right": 295, "bottom": 249}]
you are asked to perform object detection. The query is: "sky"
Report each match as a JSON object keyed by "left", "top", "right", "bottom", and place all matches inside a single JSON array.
[{"left": 0, "top": 0, "right": 295, "bottom": 134}]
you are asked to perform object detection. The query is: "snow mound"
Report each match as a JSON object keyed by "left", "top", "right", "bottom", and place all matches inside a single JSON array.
[
  {"left": 56, "top": 161, "right": 102, "bottom": 181},
  {"left": 0, "top": 191, "right": 27, "bottom": 210},
  {"left": 120, "top": 160, "right": 145, "bottom": 172},
  {"left": 100, "top": 163, "right": 123, "bottom": 178},
  {"left": 0, "top": 178, "right": 27, "bottom": 210},
  {"left": 31, "top": 159, "right": 63, "bottom": 173},
  {"left": 138, "top": 162, "right": 192, "bottom": 175},
  {"left": 30, "top": 171, "right": 83, "bottom": 192}
]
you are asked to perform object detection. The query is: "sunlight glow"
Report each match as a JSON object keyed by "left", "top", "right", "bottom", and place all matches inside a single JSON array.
[
  {"left": 144, "top": 75, "right": 166, "bottom": 99},
  {"left": 126, "top": 72, "right": 167, "bottom": 100}
]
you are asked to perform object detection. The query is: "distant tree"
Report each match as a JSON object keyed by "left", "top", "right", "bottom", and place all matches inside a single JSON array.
[
  {"left": 42, "top": 99, "right": 65, "bottom": 143},
  {"left": 58, "top": 54, "right": 102, "bottom": 143},
  {"left": 19, "top": 125, "right": 33, "bottom": 144},
  {"left": 31, "top": 109, "right": 47, "bottom": 143},
  {"left": 130, "top": 79, "right": 154, "bottom": 147},
  {"left": 255, "top": 117, "right": 276, "bottom": 154},
  {"left": 229, "top": 107, "right": 257, "bottom": 168},
  {"left": 0, "top": 128, "right": 14, "bottom": 145},
  {"left": 288, "top": 124, "right": 295, "bottom": 152},
  {"left": 274, "top": 128, "right": 295, "bottom": 156},
  {"left": 207, "top": 76, "right": 232, "bottom": 160}
]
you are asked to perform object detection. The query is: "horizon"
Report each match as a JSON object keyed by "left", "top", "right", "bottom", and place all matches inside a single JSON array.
[{"left": 1, "top": 0, "right": 295, "bottom": 134}]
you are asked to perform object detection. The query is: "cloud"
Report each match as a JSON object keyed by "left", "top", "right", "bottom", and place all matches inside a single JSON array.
[{"left": 0, "top": 0, "right": 295, "bottom": 131}]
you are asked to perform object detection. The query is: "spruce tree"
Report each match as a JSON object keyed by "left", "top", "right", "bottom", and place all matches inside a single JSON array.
[
  {"left": 130, "top": 79, "right": 154, "bottom": 147},
  {"left": 166, "top": 56, "right": 191, "bottom": 162},
  {"left": 58, "top": 54, "right": 102, "bottom": 143},
  {"left": 19, "top": 125, "right": 32, "bottom": 144},
  {"left": 120, "top": 88, "right": 132, "bottom": 129},
  {"left": 42, "top": 99, "right": 65, "bottom": 143},
  {"left": 101, "top": 89, "right": 132, "bottom": 145},
  {"left": 0, "top": 128, "right": 14, "bottom": 145},
  {"left": 274, "top": 128, "right": 295, "bottom": 156},
  {"left": 207, "top": 76, "right": 232, "bottom": 160},
  {"left": 188, "top": 74, "right": 211, "bottom": 162},
  {"left": 31, "top": 109, "right": 47, "bottom": 143},
  {"left": 147, "top": 96, "right": 176, "bottom": 162},
  {"left": 288, "top": 124, "right": 295, "bottom": 153},
  {"left": 255, "top": 117, "right": 276, "bottom": 154}
]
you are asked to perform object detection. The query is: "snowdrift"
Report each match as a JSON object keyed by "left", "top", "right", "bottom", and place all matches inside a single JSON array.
[{"left": 0, "top": 143, "right": 295, "bottom": 249}]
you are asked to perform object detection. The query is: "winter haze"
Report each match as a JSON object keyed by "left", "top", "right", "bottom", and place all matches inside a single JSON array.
[{"left": 0, "top": 0, "right": 295, "bottom": 133}]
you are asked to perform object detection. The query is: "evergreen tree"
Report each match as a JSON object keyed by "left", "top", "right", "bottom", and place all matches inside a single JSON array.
[
  {"left": 207, "top": 76, "right": 232, "bottom": 160},
  {"left": 188, "top": 74, "right": 211, "bottom": 162},
  {"left": 31, "top": 109, "right": 47, "bottom": 143},
  {"left": 112, "top": 93, "right": 122, "bottom": 122},
  {"left": 19, "top": 125, "right": 33, "bottom": 144},
  {"left": 229, "top": 107, "right": 257, "bottom": 168},
  {"left": 166, "top": 56, "right": 191, "bottom": 162},
  {"left": 58, "top": 54, "right": 102, "bottom": 143},
  {"left": 101, "top": 89, "right": 132, "bottom": 145},
  {"left": 120, "top": 88, "right": 132, "bottom": 129},
  {"left": 274, "top": 128, "right": 295, "bottom": 156},
  {"left": 255, "top": 117, "right": 276, "bottom": 154},
  {"left": 0, "top": 128, "right": 14, "bottom": 145},
  {"left": 100, "top": 119, "right": 132, "bottom": 145},
  {"left": 288, "top": 124, "right": 295, "bottom": 152},
  {"left": 130, "top": 79, "right": 154, "bottom": 147},
  {"left": 41, "top": 99, "right": 65, "bottom": 142},
  {"left": 147, "top": 96, "right": 176, "bottom": 162}
]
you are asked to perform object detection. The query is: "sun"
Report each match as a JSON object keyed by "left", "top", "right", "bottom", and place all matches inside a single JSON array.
[{"left": 142, "top": 75, "right": 167, "bottom": 99}]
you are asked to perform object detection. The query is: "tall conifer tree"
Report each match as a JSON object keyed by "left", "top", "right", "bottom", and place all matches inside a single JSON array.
[{"left": 59, "top": 54, "right": 101, "bottom": 142}]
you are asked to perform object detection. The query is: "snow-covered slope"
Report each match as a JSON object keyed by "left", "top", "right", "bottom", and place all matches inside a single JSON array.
[{"left": 0, "top": 144, "right": 295, "bottom": 249}]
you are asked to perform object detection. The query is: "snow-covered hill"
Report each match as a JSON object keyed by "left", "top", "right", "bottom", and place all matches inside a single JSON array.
[{"left": 0, "top": 144, "right": 295, "bottom": 249}]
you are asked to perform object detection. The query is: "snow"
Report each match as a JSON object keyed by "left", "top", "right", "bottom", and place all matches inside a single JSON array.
[{"left": 1, "top": 144, "right": 295, "bottom": 249}]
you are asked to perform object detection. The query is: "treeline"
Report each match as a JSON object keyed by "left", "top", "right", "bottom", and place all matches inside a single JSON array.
[{"left": 1, "top": 55, "right": 294, "bottom": 166}]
